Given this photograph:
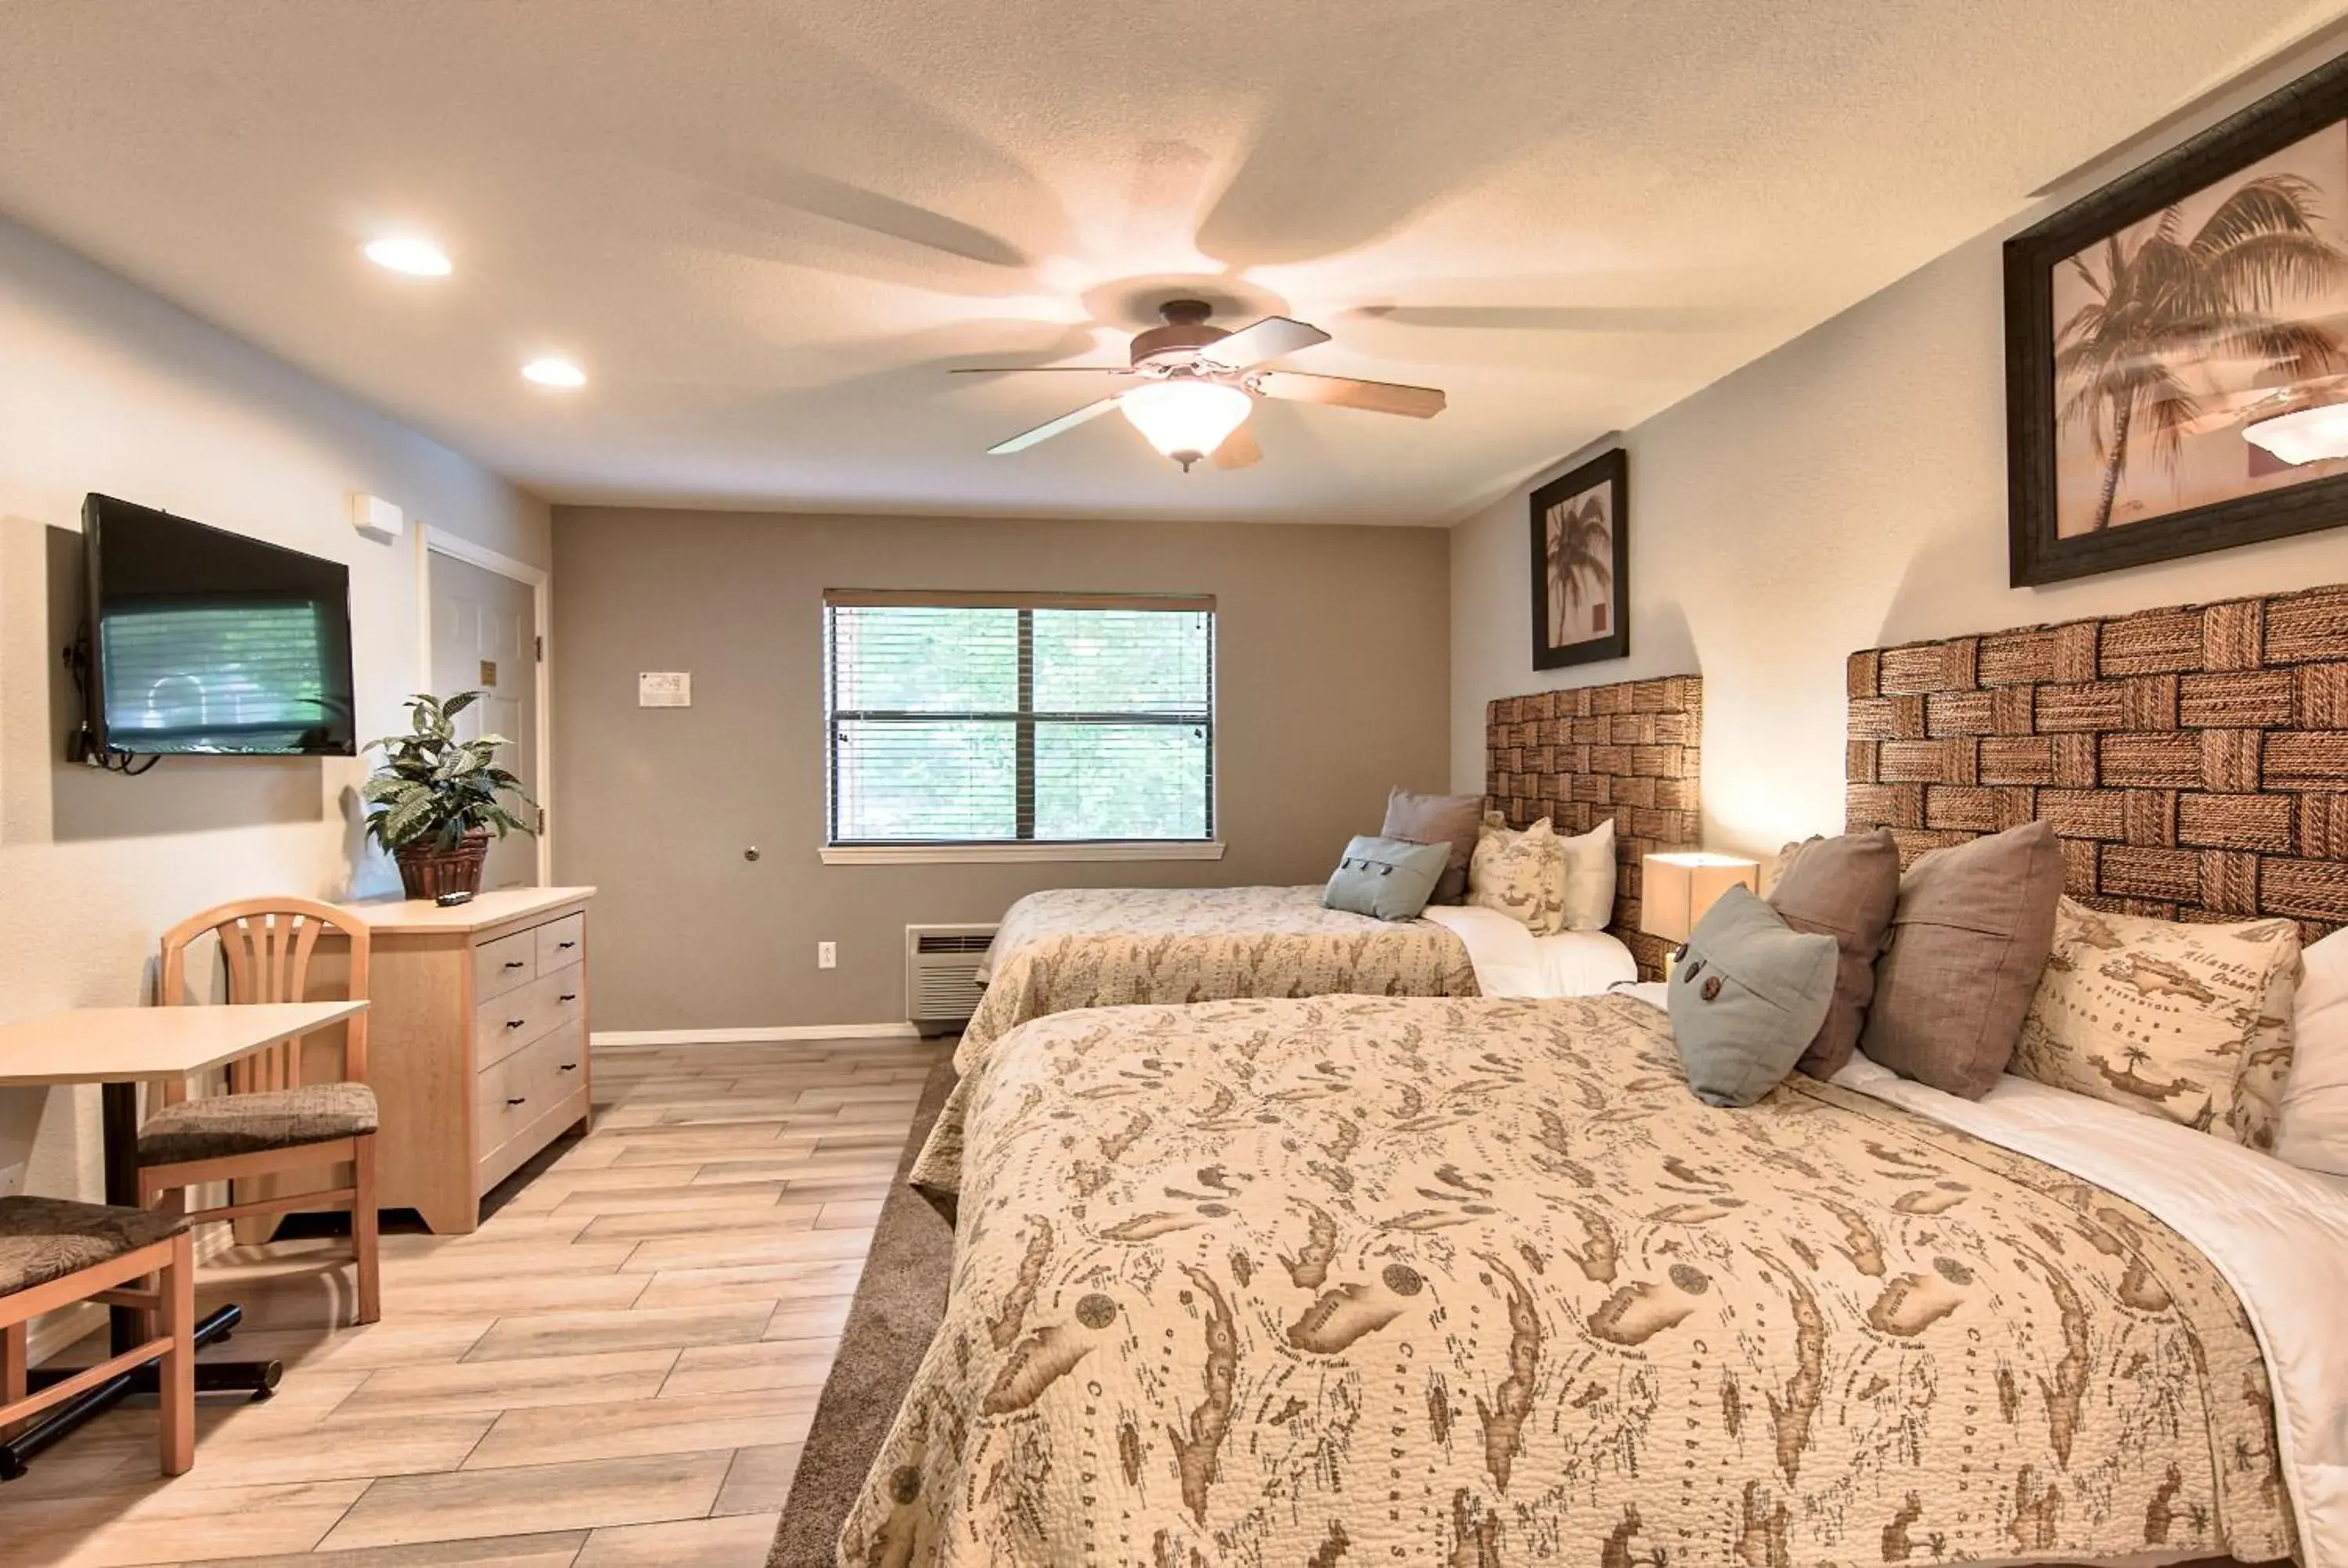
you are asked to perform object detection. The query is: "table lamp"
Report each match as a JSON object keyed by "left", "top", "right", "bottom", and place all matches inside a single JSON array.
[{"left": 1641, "top": 852, "right": 1762, "bottom": 973}]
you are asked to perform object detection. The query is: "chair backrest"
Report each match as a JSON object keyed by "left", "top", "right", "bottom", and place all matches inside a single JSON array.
[{"left": 157, "top": 898, "right": 372, "bottom": 1094}]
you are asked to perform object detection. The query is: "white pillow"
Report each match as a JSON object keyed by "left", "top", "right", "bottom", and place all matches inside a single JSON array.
[
  {"left": 1560, "top": 816, "right": 1616, "bottom": 933},
  {"left": 2279, "top": 926, "right": 2348, "bottom": 1175}
]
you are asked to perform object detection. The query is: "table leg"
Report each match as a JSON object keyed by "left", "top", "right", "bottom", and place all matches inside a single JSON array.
[
  {"left": 100, "top": 1081, "right": 143, "bottom": 1354},
  {"left": 0, "top": 1084, "right": 283, "bottom": 1480}
]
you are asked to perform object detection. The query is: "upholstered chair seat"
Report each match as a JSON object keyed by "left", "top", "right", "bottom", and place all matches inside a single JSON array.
[
  {"left": 138, "top": 1081, "right": 380, "bottom": 1167},
  {"left": 0, "top": 1196, "right": 196, "bottom": 1476},
  {"left": 0, "top": 1195, "right": 188, "bottom": 1298}
]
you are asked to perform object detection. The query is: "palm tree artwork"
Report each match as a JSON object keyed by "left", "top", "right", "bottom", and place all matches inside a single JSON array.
[
  {"left": 2057, "top": 164, "right": 2348, "bottom": 534},
  {"left": 1546, "top": 490, "right": 1614, "bottom": 646}
]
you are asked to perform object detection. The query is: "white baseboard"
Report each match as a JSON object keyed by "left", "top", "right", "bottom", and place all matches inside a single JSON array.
[{"left": 590, "top": 1022, "right": 925, "bottom": 1046}]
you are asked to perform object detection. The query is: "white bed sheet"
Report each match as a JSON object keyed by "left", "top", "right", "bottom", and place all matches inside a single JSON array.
[
  {"left": 1419, "top": 904, "right": 1637, "bottom": 998},
  {"left": 1611, "top": 980, "right": 2348, "bottom": 1566}
]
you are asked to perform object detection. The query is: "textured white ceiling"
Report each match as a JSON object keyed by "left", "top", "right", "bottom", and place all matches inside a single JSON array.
[{"left": 2, "top": 1, "right": 2343, "bottom": 524}]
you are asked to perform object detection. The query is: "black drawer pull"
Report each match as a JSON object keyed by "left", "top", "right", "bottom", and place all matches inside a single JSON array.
[
  {"left": 559, "top": 993, "right": 578, "bottom": 1003},
  {"left": 559, "top": 1062, "right": 579, "bottom": 1073},
  {"left": 557, "top": 940, "right": 577, "bottom": 950},
  {"left": 506, "top": 1019, "right": 525, "bottom": 1030},
  {"left": 503, "top": 959, "right": 526, "bottom": 969},
  {"left": 506, "top": 1095, "right": 527, "bottom": 1106}
]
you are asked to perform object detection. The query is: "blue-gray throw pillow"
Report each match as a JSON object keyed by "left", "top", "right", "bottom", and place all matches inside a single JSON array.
[
  {"left": 1323, "top": 835, "right": 1450, "bottom": 922},
  {"left": 1668, "top": 883, "right": 1838, "bottom": 1107}
]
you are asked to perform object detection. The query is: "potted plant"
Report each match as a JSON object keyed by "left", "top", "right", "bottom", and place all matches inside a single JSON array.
[{"left": 362, "top": 691, "right": 537, "bottom": 900}]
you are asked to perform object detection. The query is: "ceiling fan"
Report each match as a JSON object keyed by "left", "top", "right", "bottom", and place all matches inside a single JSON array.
[{"left": 953, "top": 299, "right": 1446, "bottom": 470}]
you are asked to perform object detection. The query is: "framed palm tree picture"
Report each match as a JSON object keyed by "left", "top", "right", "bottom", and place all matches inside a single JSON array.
[
  {"left": 1530, "top": 448, "right": 1628, "bottom": 668},
  {"left": 2008, "top": 51, "right": 2348, "bottom": 584}
]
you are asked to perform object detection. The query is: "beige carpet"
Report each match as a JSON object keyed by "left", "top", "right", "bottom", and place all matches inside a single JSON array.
[{"left": 767, "top": 1049, "right": 956, "bottom": 1567}]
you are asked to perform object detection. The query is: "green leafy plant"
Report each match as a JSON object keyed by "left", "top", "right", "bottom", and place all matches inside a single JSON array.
[{"left": 362, "top": 692, "right": 537, "bottom": 854}]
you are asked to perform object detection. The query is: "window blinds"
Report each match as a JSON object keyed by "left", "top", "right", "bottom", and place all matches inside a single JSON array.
[{"left": 825, "top": 594, "right": 1215, "bottom": 844}]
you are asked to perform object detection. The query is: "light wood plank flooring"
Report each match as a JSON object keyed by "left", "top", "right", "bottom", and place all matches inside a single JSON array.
[{"left": 0, "top": 1035, "right": 946, "bottom": 1568}]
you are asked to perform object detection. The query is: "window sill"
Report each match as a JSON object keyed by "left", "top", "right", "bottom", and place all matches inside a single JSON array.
[{"left": 819, "top": 841, "right": 1226, "bottom": 866}]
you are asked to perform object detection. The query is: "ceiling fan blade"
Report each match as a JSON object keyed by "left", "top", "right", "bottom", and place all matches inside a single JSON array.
[
  {"left": 1255, "top": 370, "right": 1446, "bottom": 419},
  {"left": 1212, "top": 424, "right": 1262, "bottom": 470},
  {"left": 988, "top": 398, "right": 1122, "bottom": 455},
  {"left": 1349, "top": 304, "right": 1755, "bottom": 333},
  {"left": 1201, "top": 316, "right": 1331, "bottom": 372},
  {"left": 951, "top": 365, "right": 1134, "bottom": 377}
]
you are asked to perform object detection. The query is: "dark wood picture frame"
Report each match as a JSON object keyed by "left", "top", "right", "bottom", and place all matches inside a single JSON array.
[
  {"left": 1530, "top": 448, "right": 1630, "bottom": 669},
  {"left": 2008, "top": 51, "right": 2348, "bottom": 586}
]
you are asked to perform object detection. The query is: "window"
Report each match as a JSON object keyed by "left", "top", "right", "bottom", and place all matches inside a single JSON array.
[{"left": 825, "top": 591, "right": 1215, "bottom": 851}]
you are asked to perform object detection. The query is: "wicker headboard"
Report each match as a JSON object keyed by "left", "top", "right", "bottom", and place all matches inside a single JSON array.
[
  {"left": 1486, "top": 674, "right": 1704, "bottom": 978},
  {"left": 1846, "top": 585, "right": 2348, "bottom": 940}
]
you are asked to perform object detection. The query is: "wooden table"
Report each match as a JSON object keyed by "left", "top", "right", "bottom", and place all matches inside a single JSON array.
[{"left": 0, "top": 1001, "right": 368, "bottom": 1477}]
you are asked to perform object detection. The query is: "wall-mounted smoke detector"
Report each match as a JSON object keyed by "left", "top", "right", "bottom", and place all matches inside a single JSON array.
[{"left": 348, "top": 492, "right": 404, "bottom": 542}]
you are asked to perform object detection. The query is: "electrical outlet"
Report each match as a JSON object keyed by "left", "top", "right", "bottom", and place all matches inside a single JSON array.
[{"left": 817, "top": 941, "right": 837, "bottom": 970}]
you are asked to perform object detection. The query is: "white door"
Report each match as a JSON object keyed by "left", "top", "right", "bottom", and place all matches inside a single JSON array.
[{"left": 428, "top": 552, "right": 540, "bottom": 890}]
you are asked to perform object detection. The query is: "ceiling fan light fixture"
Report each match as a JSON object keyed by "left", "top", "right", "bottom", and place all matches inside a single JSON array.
[
  {"left": 2244, "top": 400, "right": 2348, "bottom": 466},
  {"left": 1118, "top": 379, "right": 1251, "bottom": 470}
]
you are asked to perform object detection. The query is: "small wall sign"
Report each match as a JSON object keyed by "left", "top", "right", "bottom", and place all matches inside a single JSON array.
[{"left": 638, "top": 671, "right": 692, "bottom": 708}]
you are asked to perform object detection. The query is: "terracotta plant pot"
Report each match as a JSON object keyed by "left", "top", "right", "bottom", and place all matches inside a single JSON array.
[{"left": 394, "top": 829, "right": 492, "bottom": 901}]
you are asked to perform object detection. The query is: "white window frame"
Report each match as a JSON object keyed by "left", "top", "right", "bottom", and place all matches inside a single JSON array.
[{"left": 819, "top": 590, "right": 1223, "bottom": 866}]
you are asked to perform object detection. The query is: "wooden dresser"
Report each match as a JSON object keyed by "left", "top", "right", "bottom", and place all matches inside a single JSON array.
[{"left": 342, "top": 886, "right": 596, "bottom": 1234}]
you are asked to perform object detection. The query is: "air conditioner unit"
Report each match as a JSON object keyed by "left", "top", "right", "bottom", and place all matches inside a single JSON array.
[{"left": 906, "top": 923, "right": 996, "bottom": 1037}]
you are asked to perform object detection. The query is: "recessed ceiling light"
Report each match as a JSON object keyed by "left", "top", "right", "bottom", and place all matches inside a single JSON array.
[
  {"left": 521, "top": 357, "right": 587, "bottom": 388},
  {"left": 363, "top": 236, "right": 452, "bottom": 277}
]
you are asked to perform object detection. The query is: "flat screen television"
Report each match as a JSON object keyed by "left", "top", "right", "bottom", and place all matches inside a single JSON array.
[{"left": 83, "top": 494, "right": 357, "bottom": 757}]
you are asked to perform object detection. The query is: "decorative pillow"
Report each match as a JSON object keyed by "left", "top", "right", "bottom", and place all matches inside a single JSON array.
[
  {"left": 2279, "top": 926, "right": 2348, "bottom": 1174},
  {"left": 1381, "top": 789, "right": 1484, "bottom": 904},
  {"left": 1467, "top": 813, "right": 1567, "bottom": 935},
  {"left": 1323, "top": 835, "right": 1451, "bottom": 922},
  {"left": 1667, "top": 885, "right": 1839, "bottom": 1107},
  {"left": 2011, "top": 897, "right": 2299, "bottom": 1149},
  {"left": 1860, "top": 819, "right": 2064, "bottom": 1099},
  {"left": 1559, "top": 816, "right": 1616, "bottom": 933},
  {"left": 1767, "top": 837, "right": 1816, "bottom": 895},
  {"left": 1767, "top": 828, "right": 1900, "bottom": 1080}
]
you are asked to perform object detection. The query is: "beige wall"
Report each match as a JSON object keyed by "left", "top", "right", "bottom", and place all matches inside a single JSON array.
[
  {"left": 0, "top": 214, "right": 551, "bottom": 1205},
  {"left": 1451, "top": 84, "right": 2348, "bottom": 862},
  {"left": 551, "top": 508, "right": 1449, "bottom": 1030}
]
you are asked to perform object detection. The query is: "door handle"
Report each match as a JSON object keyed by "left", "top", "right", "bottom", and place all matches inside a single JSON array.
[
  {"left": 506, "top": 1019, "right": 525, "bottom": 1030},
  {"left": 559, "top": 1062, "right": 578, "bottom": 1072},
  {"left": 503, "top": 960, "right": 526, "bottom": 969},
  {"left": 506, "top": 1095, "right": 528, "bottom": 1106},
  {"left": 559, "top": 993, "right": 578, "bottom": 1003},
  {"left": 557, "top": 940, "right": 577, "bottom": 951}
]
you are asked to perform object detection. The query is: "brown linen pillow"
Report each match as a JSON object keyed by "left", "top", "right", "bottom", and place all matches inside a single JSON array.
[
  {"left": 1859, "top": 819, "right": 2064, "bottom": 1099},
  {"left": 1766, "top": 828, "right": 1900, "bottom": 1080},
  {"left": 1383, "top": 789, "right": 1484, "bottom": 904}
]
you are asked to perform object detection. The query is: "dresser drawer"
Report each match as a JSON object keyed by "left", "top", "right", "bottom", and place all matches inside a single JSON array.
[
  {"left": 474, "top": 929, "right": 537, "bottom": 1001},
  {"left": 475, "top": 1023, "right": 587, "bottom": 1160},
  {"left": 474, "top": 966, "right": 585, "bottom": 1071},
  {"left": 535, "top": 912, "right": 586, "bottom": 973}
]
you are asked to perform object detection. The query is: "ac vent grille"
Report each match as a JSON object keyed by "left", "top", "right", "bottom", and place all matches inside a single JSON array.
[
  {"left": 905, "top": 922, "right": 997, "bottom": 1035},
  {"left": 916, "top": 933, "right": 993, "bottom": 955}
]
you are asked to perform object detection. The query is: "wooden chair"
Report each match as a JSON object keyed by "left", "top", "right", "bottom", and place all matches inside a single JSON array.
[
  {"left": 146, "top": 898, "right": 380, "bottom": 1325},
  {"left": 0, "top": 1197, "right": 194, "bottom": 1476}
]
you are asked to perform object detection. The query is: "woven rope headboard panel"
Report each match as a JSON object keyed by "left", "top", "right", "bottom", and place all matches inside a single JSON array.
[
  {"left": 1486, "top": 674, "right": 1703, "bottom": 979},
  {"left": 1846, "top": 585, "right": 2348, "bottom": 940}
]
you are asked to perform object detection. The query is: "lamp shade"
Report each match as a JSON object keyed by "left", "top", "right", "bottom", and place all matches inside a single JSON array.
[
  {"left": 1640, "top": 852, "right": 1760, "bottom": 944},
  {"left": 2244, "top": 401, "right": 2348, "bottom": 466},
  {"left": 1119, "top": 380, "right": 1251, "bottom": 468}
]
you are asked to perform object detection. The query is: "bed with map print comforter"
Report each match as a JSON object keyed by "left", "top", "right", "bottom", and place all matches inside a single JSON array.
[
  {"left": 844, "top": 991, "right": 2308, "bottom": 1568},
  {"left": 908, "top": 885, "right": 1480, "bottom": 1191}
]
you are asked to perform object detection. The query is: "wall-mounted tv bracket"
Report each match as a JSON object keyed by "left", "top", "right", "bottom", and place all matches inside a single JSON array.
[{"left": 63, "top": 625, "right": 158, "bottom": 775}]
